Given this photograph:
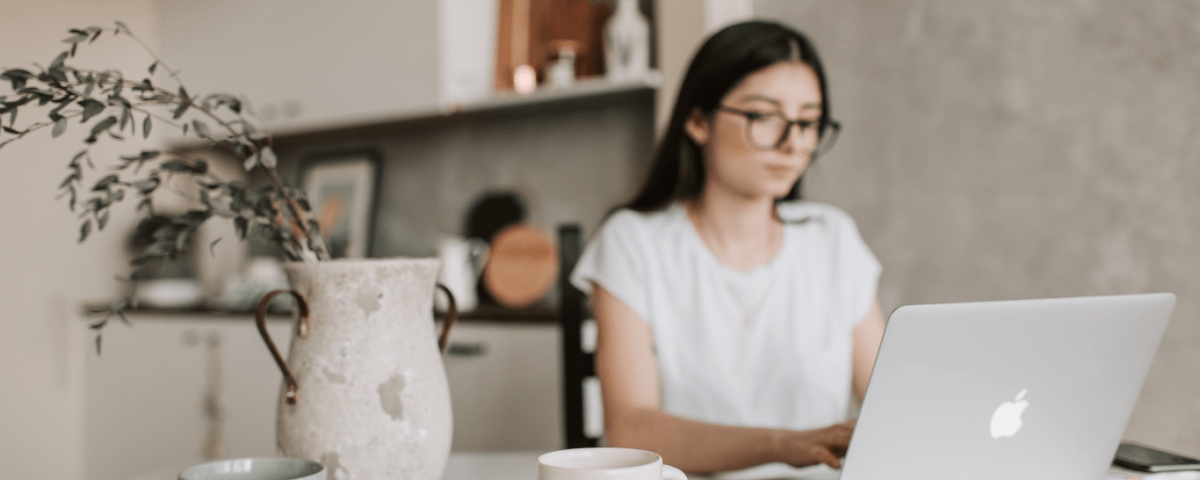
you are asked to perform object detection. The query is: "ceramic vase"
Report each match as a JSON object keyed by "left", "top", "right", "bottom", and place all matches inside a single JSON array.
[
  {"left": 604, "top": 0, "right": 651, "bottom": 82},
  {"left": 256, "top": 258, "right": 453, "bottom": 480}
]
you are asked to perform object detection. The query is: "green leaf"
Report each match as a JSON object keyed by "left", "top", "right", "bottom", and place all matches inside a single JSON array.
[
  {"left": 115, "top": 309, "right": 131, "bottom": 326},
  {"left": 80, "top": 99, "right": 105, "bottom": 122},
  {"left": 142, "top": 114, "right": 151, "bottom": 139},
  {"left": 119, "top": 109, "right": 131, "bottom": 132},
  {"left": 51, "top": 116, "right": 67, "bottom": 138},
  {"left": 148, "top": 61, "right": 158, "bottom": 75},
  {"left": 63, "top": 34, "right": 88, "bottom": 44},
  {"left": 160, "top": 159, "right": 190, "bottom": 172},
  {"left": 89, "top": 115, "right": 117, "bottom": 137},
  {"left": 48, "top": 67, "right": 69, "bottom": 84},
  {"left": 51, "top": 51, "right": 69, "bottom": 68},
  {"left": 132, "top": 78, "right": 153, "bottom": 92},
  {"left": 114, "top": 21, "right": 132, "bottom": 34},
  {"left": 97, "top": 210, "right": 110, "bottom": 230},
  {"left": 92, "top": 174, "right": 119, "bottom": 191},
  {"left": 192, "top": 119, "right": 210, "bottom": 138},
  {"left": 172, "top": 101, "right": 189, "bottom": 119},
  {"left": 133, "top": 178, "right": 159, "bottom": 194},
  {"left": 258, "top": 147, "right": 277, "bottom": 168},
  {"left": 79, "top": 219, "right": 91, "bottom": 242}
]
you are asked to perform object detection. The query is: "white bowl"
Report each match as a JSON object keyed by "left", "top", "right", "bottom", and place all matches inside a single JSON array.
[{"left": 178, "top": 457, "right": 325, "bottom": 480}]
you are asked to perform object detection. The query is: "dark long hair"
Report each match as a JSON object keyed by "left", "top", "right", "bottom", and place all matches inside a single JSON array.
[{"left": 625, "top": 21, "right": 830, "bottom": 213}]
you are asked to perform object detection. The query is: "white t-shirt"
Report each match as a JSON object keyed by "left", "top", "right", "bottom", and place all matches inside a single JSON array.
[{"left": 570, "top": 201, "right": 881, "bottom": 431}]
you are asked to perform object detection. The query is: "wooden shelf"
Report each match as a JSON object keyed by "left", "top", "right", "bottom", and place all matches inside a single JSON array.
[{"left": 268, "top": 75, "right": 659, "bottom": 148}]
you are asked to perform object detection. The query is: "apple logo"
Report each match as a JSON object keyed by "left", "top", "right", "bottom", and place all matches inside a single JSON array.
[{"left": 990, "top": 389, "right": 1029, "bottom": 439}]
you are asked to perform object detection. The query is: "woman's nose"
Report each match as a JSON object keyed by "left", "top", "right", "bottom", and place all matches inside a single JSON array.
[{"left": 778, "top": 124, "right": 815, "bottom": 155}]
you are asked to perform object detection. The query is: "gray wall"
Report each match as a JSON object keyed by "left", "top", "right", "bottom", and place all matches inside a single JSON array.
[
  {"left": 277, "top": 91, "right": 656, "bottom": 260},
  {"left": 757, "top": 0, "right": 1200, "bottom": 454}
]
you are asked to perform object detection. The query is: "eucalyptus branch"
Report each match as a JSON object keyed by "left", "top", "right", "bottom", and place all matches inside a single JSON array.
[{"left": 0, "top": 20, "right": 343, "bottom": 350}]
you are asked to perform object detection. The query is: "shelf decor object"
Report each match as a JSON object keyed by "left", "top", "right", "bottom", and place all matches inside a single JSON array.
[
  {"left": 604, "top": 0, "right": 651, "bottom": 82},
  {"left": 0, "top": 21, "right": 456, "bottom": 480},
  {"left": 300, "top": 149, "right": 381, "bottom": 259}
]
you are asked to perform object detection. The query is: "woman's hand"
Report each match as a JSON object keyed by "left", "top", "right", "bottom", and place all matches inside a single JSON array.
[{"left": 774, "top": 421, "right": 856, "bottom": 469}]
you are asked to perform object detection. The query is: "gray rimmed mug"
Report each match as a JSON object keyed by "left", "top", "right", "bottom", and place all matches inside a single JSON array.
[
  {"left": 178, "top": 457, "right": 325, "bottom": 480},
  {"left": 538, "top": 448, "right": 687, "bottom": 480}
]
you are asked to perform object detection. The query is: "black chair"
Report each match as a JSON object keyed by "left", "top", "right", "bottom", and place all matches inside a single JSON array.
[{"left": 558, "top": 224, "right": 600, "bottom": 448}]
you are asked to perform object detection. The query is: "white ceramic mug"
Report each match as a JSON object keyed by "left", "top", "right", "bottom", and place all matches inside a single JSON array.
[
  {"left": 178, "top": 457, "right": 325, "bottom": 480},
  {"left": 435, "top": 235, "right": 489, "bottom": 311},
  {"left": 538, "top": 448, "right": 688, "bottom": 480}
]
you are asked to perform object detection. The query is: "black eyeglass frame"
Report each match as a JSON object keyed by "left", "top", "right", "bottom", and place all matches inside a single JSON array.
[{"left": 716, "top": 106, "right": 842, "bottom": 158}]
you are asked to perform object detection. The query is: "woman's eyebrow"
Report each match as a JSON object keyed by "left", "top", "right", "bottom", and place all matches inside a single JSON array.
[
  {"left": 735, "top": 95, "right": 823, "bottom": 111},
  {"left": 737, "top": 94, "right": 783, "bottom": 106}
]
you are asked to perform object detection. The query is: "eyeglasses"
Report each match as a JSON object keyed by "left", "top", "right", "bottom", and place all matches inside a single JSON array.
[{"left": 717, "top": 106, "right": 842, "bottom": 157}]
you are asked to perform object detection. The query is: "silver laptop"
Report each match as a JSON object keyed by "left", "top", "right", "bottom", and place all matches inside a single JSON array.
[{"left": 837, "top": 293, "right": 1176, "bottom": 480}]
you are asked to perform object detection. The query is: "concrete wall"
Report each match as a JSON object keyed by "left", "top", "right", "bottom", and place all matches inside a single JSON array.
[
  {"left": 274, "top": 90, "right": 657, "bottom": 260},
  {"left": 0, "top": 1, "right": 162, "bottom": 478},
  {"left": 159, "top": 0, "right": 441, "bottom": 130},
  {"left": 756, "top": 0, "right": 1200, "bottom": 455}
]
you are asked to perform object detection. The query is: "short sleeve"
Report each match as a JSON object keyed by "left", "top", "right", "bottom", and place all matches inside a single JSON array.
[
  {"left": 828, "top": 208, "right": 882, "bottom": 327},
  {"left": 569, "top": 211, "right": 653, "bottom": 324}
]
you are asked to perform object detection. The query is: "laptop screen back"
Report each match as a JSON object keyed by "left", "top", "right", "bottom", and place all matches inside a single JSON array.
[{"left": 841, "top": 293, "right": 1175, "bottom": 480}]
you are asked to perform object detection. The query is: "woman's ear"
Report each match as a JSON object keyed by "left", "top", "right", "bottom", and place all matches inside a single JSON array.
[{"left": 684, "top": 108, "right": 711, "bottom": 147}]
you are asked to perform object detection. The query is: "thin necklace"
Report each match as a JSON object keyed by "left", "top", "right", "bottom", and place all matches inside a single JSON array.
[{"left": 719, "top": 266, "right": 774, "bottom": 326}]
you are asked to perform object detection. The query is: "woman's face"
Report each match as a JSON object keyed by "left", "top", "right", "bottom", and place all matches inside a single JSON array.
[{"left": 685, "top": 61, "right": 824, "bottom": 201}]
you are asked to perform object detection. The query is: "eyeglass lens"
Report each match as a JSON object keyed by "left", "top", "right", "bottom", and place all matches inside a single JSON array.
[{"left": 746, "top": 115, "right": 839, "bottom": 157}]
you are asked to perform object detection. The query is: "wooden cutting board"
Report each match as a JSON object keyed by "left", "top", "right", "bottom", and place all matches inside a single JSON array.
[{"left": 483, "top": 223, "right": 559, "bottom": 309}]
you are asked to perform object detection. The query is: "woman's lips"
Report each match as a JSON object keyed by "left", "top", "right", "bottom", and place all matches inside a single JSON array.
[{"left": 765, "top": 163, "right": 800, "bottom": 177}]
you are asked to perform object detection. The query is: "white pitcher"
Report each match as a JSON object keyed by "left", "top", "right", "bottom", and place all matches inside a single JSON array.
[{"left": 256, "top": 258, "right": 456, "bottom": 480}]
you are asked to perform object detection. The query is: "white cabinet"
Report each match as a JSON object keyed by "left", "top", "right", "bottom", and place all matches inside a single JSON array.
[
  {"left": 158, "top": 0, "right": 441, "bottom": 130},
  {"left": 83, "top": 314, "right": 561, "bottom": 480},
  {"left": 443, "top": 321, "right": 563, "bottom": 451},
  {"left": 83, "top": 314, "right": 294, "bottom": 480}
]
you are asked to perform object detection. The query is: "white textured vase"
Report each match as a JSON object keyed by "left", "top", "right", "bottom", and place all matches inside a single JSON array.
[{"left": 264, "top": 258, "right": 452, "bottom": 480}]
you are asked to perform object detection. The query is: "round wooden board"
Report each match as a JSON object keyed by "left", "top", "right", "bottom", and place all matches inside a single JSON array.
[{"left": 483, "top": 223, "right": 559, "bottom": 309}]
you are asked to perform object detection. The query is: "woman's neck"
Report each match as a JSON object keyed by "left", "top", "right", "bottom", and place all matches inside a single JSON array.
[{"left": 685, "top": 190, "right": 782, "bottom": 272}]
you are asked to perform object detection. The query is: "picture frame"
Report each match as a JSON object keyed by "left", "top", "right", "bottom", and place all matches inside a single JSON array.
[{"left": 299, "top": 149, "right": 382, "bottom": 259}]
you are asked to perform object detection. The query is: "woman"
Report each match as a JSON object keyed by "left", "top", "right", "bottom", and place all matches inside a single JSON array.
[{"left": 570, "top": 21, "right": 885, "bottom": 474}]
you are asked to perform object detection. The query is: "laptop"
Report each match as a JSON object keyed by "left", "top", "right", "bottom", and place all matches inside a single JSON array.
[{"left": 830, "top": 293, "right": 1176, "bottom": 480}]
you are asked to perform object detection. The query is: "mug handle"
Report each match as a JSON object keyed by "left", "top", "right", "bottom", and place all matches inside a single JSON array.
[
  {"left": 255, "top": 289, "right": 310, "bottom": 405},
  {"left": 663, "top": 465, "right": 687, "bottom": 480},
  {"left": 435, "top": 283, "right": 457, "bottom": 354}
]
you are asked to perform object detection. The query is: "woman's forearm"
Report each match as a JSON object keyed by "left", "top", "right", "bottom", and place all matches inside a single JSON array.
[{"left": 605, "top": 407, "right": 786, "bottom": 474}]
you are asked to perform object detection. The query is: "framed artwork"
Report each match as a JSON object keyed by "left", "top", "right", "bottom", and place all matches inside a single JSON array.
[{"left": 300, "top": 149, "right": 382, "bottom": 259}]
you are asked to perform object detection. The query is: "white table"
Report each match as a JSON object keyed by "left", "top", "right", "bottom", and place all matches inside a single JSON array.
[
  {"left": 125, "top": 451, "right": 850, "bottom": 480},
  {"left": 126, "top": 452, "right": 543, "bottom": 480}
]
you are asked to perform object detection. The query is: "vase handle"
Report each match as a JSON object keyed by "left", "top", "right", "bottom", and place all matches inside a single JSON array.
[
  {"left": 255, "top": 289, "right": 310, "bottom": 405},
  {"left": 435, "top": 283, "right": 457, "bottom": 354}
]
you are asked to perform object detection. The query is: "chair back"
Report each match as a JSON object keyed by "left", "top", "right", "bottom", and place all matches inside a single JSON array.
[{"left": 558, "top": 224, "right": 599, "bottom": 448}]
